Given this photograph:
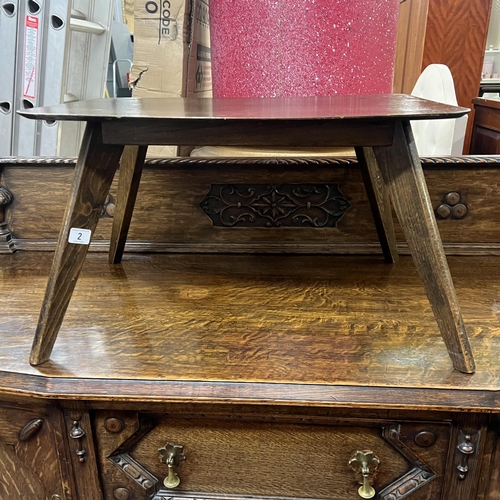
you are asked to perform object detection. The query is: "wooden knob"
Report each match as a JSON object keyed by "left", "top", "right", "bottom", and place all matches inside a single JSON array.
[
  {"left": 451, "top": 203, "right": 468, "bottom": 219},
  {"left": 445, "top": 191, "right": 461, "bottom": 206},
  {"left": 105, "top": 417, "right": 125, "bottom": 433},
  {"left": 113, "top": 487, "right": 131, "bottom": 500},
  {"left": 414, "top": 431, "right": 436, "bottom": 447},
  {"left": 436, "top": 204, "right": 451, "bottom": 218}
]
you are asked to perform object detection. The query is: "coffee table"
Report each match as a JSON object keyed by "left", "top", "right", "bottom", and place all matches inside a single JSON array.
[{"left": 19, "top": 94, "right": 475, "bottom": 373}]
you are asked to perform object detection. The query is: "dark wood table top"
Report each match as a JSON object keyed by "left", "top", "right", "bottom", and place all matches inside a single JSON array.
[{"left": 18, "top": 94, "right": 470, "bottom": 123}]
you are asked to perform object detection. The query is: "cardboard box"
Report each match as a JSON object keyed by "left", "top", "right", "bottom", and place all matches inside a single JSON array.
[
  {"left": 121, "top": 0, "right": 134, "bottom": 34},
  {"left": 131, "top": 0, "right": 211, "bottom": 156}
]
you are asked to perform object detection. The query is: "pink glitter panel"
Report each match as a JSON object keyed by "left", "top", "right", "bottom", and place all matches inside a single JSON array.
[{"left": 210, "top": 0, "right": 400, "bottom": 98}]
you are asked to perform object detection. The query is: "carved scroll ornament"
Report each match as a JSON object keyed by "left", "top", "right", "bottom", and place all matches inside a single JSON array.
[{"left": 200, "top": 183, "right": 350, "bottom": 228}]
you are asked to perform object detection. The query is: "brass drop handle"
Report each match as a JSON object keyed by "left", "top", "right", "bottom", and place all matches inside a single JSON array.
[
  {"left": 159, "top": 442, "right": 186, "bottom": 489},
  {"left": 349, "top": 450, "right": 380, "bottom": 499}
]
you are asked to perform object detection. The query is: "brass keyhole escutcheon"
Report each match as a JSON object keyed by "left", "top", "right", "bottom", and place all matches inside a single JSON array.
[
  {"left": 349, "top": 450, "right": 380, "bottom": 499},
  {"left": 159, "top": 442, "right": 186, "bottom": 489}
]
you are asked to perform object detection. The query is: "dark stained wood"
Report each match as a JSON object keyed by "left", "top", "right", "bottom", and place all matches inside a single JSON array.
[
  {"left": 470, "top": 127, "right": 500, "bottom": 155},
  {"left": 0, "top": 444, "right": 46, "bottom": 499},
  {"left": 374, "top": 121, "right": 475, "bottom": 373},
  {"left": 441, "top": 414, "right": 489, "bottom": 500},
  {"left": 94, "top": 411, "right": 145, "bottom": 500},
  {"left": 109, "top": 145, "right": 148, "bottom": 264},
  {"left": 470, "top": 98, "right": 500, "bottom": 154},
  {"left": 3, "top": 157, "right": 500, "bottom": 499},
  {"left": 95, "top": 411, "right": 450, "bottom": 500},
  {"left": 1, "top": 250, "right": 500, "bottom": 498},
  {"left": 472, "top": 99, "right": 500, "bottom": 134},
  {"left": 0, "top": 402, "right": 74, "bottom": 499},
  {"left": 1, "top": 252, "right": 500, "bottom": 407},
  {"left": 484, "top": 423, "right": 500, "bottom": 499},
  {"left": 472, "top": 97, "right": 500, "bottom": 112},
  {"left": 29, "top": 123, "right": 124, "bottom": 365},
  {"left": 3, "top": 157, "right": 500, "bottom": 254},
  {"left": 476, "top": 426, "right": 499, "bottom": 500},
  {"left": 101, "top": 119, "right": 396, "bottom": 148},
  {"left": 0, "top": 178, "right": 14, "bottom": 254},
  {"left": 63, "top": 408, "right": 104, "bottom": 500},
  {"left": 17, "top": 95, "right": 470, "bottom": 122},
  {"left": 355, "top": 147, "right": 399, "bottom": 263},
  {"left": 20, "top": 96, "right": 474, "bottom": 371},
  {"left": 470, "top": 128, "right": 500, "bottom": 155}
]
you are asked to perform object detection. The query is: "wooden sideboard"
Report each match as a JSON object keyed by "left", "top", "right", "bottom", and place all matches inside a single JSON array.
[
  {"left": 470, "top": 98, "right": 500, "bottom": 154},
  {"left": 1, "top": 251, "right": 500, "bottom": 500},
  {"left": 1, "top": 156, "right": 500, "bottom": 499}
]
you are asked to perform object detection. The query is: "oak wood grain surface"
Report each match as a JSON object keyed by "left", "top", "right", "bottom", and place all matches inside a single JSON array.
[
  {"left": 29, "top": 123, "right": 124, "bottom": 365},
  {"left": 18, "top": 97, "right": 476, "bottom": 371},
  {"left": 6, "top": 161, "right": 500, "bottom": 248},
  {"left": 94, "top": 411, "right": 450, "bottom": 500},
  {"left": 373, "top": 121, "right": 474, "bottom": 373},
  {"left": 0, "top": 403, "right": 74, "bottom": 499},
  {"left": 355, "top": 147, "right": 399, "bottom": 263},
  {"left": 0, "top": 252, "right": 499, "bottom": 408}
]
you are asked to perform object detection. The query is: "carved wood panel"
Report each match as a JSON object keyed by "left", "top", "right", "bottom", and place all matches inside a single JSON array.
[
  {"left": 199, "top": 183, "right": 350, "bottom": 228},
  {"left": 3, "top": 157, "right": 500, "bottom": 255},
  {"left": 94, "top": 411, "right": 453, "bottom": 500}
]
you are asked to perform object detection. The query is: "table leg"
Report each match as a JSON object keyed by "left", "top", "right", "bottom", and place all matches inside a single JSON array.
[
  {"left": 374, "top": 120, "right": 475, "bottom": 374},
  {"left": 30, "top": 122, "right": 124, "bottom": 365},
  {"left": 109, "top": 145, "right": 148, "bottom": 264},
  {"left": 356, "top": 146, "right": 399, "bottom": 263}
]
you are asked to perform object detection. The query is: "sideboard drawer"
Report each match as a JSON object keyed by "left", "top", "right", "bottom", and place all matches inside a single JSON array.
[{"left": 94, "top": 411, "right": 452, "bottom": 500}]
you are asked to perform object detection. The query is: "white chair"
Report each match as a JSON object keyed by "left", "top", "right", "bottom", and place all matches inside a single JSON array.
[{"left": 410, "top": 64, "right": 468, "bottom": 155}]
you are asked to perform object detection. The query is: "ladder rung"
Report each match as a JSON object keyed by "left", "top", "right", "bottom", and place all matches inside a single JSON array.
[
  {"left": 70, "top": 9, "right": 87, "bottom": 20},
  {"left": 70, "top": 18, "right": 105, "bottom": 35}
]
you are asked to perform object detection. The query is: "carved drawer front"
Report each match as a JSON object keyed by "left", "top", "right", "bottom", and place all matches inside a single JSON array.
[
  {"left": 0, "top": 403, "right": 72, "bottom": 500},
  {"left": 94, "top": 412, "right": 452, "bottom": 500}
]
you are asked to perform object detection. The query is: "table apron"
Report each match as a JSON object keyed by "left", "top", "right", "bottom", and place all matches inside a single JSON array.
[{"left": 100, "top": 119, "right": 396, "bottom": 147}]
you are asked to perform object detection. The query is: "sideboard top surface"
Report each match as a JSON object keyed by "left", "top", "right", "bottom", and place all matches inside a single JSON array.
[{"left": 1, "top": 252, "right": 499, "bottom": 411}]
